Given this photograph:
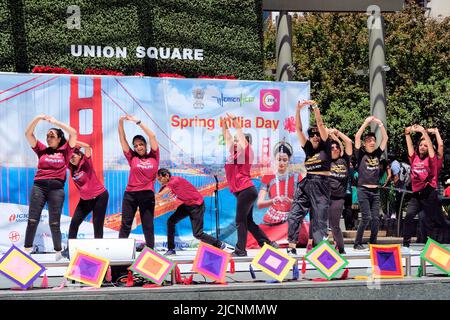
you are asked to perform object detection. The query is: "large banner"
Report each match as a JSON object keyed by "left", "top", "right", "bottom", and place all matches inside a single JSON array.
[{"left": 0, "top": 73, "right": 310, "bottom": 253}]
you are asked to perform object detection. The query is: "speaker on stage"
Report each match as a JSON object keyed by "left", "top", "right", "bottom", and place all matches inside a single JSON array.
[{"left": 68, "top": 238, "right": 136, "bottom": 261}]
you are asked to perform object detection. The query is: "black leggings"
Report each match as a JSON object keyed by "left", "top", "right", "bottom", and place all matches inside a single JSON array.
[
  {"left": 68, "top": 190, "right": 109, "bottom": 239},
  {"left": 119, "top": 190, "right": 155, "bottom": 248},
  {"left": 25, "top": 179, "right": 65, "bottom": 252},
  {"left": 234, "top": 186, "right": 270, "bottom": 254},
  {"left": 288, "top": 175, "right": 330, "bottom": 246},
  {"left": 167, "top": 203, "right": 221, "bottom": 250},
  {"left": 403, "top": 185, "right": 450, "bottom": 244}
]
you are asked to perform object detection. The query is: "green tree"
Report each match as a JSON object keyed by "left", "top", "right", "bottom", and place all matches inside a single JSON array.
[{"left": 264, "top": 1, "right": 450, "bottom": 180}]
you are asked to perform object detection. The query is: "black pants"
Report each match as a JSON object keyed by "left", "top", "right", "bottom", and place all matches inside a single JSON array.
[
  {"left": 167, "top": 202, "right": 221, "bottom": 250},
  {"left": 119, "top": 190, "right": 155, "bottom": 249},
  {"left": 343, "top": 193, "right": 355, "bottom": 230},
  {"left": 403, "top": 185, "right": 450, "bottom": 244},
  {"left": 25, "top": 179, "right": 65, "bottom": 251},
  {"left": 355, "top": 187, "right": 380, "bottom": 245},
  {"left": 329, "top": 197, "right": 345, "bottom": 251},
  {"left": 68, "top": 190, "right": 109, "bottom": 239},
  {"left": 288, "top": 174, "right": 330, "bottom": 246},
  {"left": 234, "top": 186, "right": 270, "bottom": 254}
]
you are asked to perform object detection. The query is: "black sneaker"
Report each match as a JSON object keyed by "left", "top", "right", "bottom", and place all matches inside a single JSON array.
[
  {"left": 353, "top": 244, "right": 368, "bottom": 251},
  {"left": 164, "top": 249, "right": 176, "bottom": 256},
  {"left": 267, "top": 241, "right": 279, "bottom": 249},
  {"left": 231, "top": 250, "right": 247, "bottom": 257},
  {"left": 286, "top": 248, "right": 297, "bottom": 256}
]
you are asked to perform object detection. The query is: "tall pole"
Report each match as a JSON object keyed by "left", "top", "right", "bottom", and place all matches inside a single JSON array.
[
  {"left": 368, "top": 9, "right": 387, "bottom": 152},
  {"left": 276, "top": 11, "right": 293, "bottom": 81}
]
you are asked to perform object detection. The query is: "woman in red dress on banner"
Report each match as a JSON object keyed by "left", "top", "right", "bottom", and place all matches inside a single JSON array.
[{"left": 249, "top": 141, "right": 307, "bottom": 248}]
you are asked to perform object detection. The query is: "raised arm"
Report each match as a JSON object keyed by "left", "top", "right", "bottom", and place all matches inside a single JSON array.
[
  {"left": 328, "top": 128, "right": 344, "bottom": 157},
  {"left": 312, "top": 103, "right": 328, "bottom": 142},
  {"left": 355, "top": 116, "right": 374, "bottom": 150},
  {"left": 76, "top": 141, "right": 92, "bottom": 158},
  {"left": 118, "top": 116, "right": 131, "bottom": 153},
  {"left": 413, "top": 125, "right": 435, "bottom": 158},
  {"left": 295, "top": 101, "right": 310, "bottom": 147},
  {"left": 25, "top": 115, "right": 46, "bottom": 148},
  {"left": 373, "top": 117, "right": 388, "bottom": 151},
  {"left": 428, "top": 128, "right": 444, "bottom": 159},
  {"left": 126, "top": 115, "right": 158, "bottom": 151},
  {"left": 45, "top": 116, "right": 78, "bottom": 148},
  {"left": 336, "top": 129, "right": 353, "bottom": 156},
  {"left": 220, "top": 116, "right": 233, "bottom": 149},
  {"left": 227, "top": 113, "right": 247, "bottom": 150},
  {"left": 405, "top": 126, "right": 414, "bottom": 157}
]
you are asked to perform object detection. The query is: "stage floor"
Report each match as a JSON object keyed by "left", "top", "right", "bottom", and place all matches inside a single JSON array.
[{"left": 1, "top": 244, "right": 449, "bottom": 300}]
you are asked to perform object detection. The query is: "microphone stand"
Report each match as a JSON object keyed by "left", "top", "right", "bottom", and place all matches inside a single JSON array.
[{"left": 213, "top": 174, "right": 220, "bottom": 240}]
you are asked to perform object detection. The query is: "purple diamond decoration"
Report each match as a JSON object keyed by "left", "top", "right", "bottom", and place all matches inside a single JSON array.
[
  {"left": 317, "top": 250, "right": 338, "bottom": 269},
  {"left": 199, "top": 251, "right": 223, "bottom": 276},
  {"left": 376, "top": 251, "right": 396, "bottom": 271},
  {"left": 78, "top": 258, "right": 100, "bottom": 280},
  {"left": 258, "top": 250, "right": 289, "bottom": 275}
]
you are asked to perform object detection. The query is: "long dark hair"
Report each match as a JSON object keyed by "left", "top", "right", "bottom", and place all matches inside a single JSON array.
[
  {"left": 49, "top": 128, "right": 67, "bottom": 149},
  {"left": 69, "top": 148, "right": 83, "bottom": 175}
]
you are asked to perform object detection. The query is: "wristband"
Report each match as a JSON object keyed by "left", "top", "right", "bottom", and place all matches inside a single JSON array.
[
  {"left": 136, "top": 120, "right": 142, "bottom": 125},
  {"left": 378, "top": 123, "right": 384, "bottom": 127}
]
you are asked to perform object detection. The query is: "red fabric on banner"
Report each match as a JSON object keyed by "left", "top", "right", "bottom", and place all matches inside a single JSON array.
[{"left": 246, "top": 221, "right": 310, "bottom": 249}]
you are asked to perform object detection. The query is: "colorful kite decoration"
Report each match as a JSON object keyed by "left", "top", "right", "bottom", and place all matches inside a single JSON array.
[
  {"left": 420, "top": 238, "right": 450, "bottom": 275},
  {"left": 0, "top": 245, "right": 46, "bottom": 289},
  {"left": 192, "top": 242, "right": 231, "bottom": 282},
  {"left": 305, "top": 240, "right": 349, "bottom": 280},
  {"left": 130, "top": 247, "right": 175, "bottom": 285},
  {"left": 369, "top": 244, "right": 404, "bottom": 278},
  {"left": 251, "top": 243, "right": 296, "bottom": 282},
  {"left": 64, "top": 249, "right": 109, "bottom": 288}
]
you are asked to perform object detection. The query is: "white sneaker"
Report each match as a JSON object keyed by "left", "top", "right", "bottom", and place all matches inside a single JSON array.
[{"left": 55, "top": 251, "right": 63, "bottom": 261}]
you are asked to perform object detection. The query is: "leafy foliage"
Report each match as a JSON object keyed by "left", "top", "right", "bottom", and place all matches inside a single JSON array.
[{"left": 0, "top": 0, "right": 264, "bottom": 79}]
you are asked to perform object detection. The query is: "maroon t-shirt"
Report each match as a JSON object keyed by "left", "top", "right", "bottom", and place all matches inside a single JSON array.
[
  {"left": 71, "top": 156, "right": 106, "bottom": 200},
  {"left": 160, "top": 176, "right": 203, "bottom": 206},
  {"left": 124, "top": 148, "right": 159, "bottom": 192},
  {"left": 433, "top": 157, "right": 443, "bottom": 186},
  {"left": 32, "top": 141, "right": 73, "bottom": 181},
  {"left": 225, "top": 144, "right": 254, "bottom": 193},
  {"left": 409, "top": 152, "right": 436, "bottom": 193}
]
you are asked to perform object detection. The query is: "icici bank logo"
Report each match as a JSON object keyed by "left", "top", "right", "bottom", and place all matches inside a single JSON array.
[{"left": 9, "top": 214, "right": 16, "bottom": 222}]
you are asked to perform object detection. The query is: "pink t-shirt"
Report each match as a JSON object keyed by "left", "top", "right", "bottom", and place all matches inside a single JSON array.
[
  {"left": 71, "top": 156, "right": 106, "bottom": 200},
  {"left": 433, "top": 157, "right": 443, "bottom": 186},
  {"left": 409, "top": 152, "right": 437, "bottom": 193},
  {"left": 444, "top": 186, "right": 450, "bottom": 198},
  {"left": 124, "top": 148, "right": 159, "bottom": 192},
  {"left": 225, "top": 144, "right": 254, "bottom": 193},
  {"left": 161, "top": 176, "right": 204, "bottom": 206},
  {"left": 32, "top": 141, "right": 73, "bottom": 181}
]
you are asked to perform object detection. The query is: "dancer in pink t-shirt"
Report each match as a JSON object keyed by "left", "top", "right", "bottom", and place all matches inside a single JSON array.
[
  {"left": 68, "top": 141, "right": 108, "bottom": 241},
  {"left": 118, "top": 115, "right": 159, "bottom": 249},
  {"left": 156, "top": 169, "right": 226, "bottom": 255},
  {"left": 221, "top": 113, "right": 273, "bottom": 257},
  {"left": 403, "top": 125, "right": 450, "bottom": 247},
  {"left": 24, "top": 115, "right": 77, "bottom": 260}
]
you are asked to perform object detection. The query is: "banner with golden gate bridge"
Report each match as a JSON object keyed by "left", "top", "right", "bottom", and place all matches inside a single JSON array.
[{"left": 0, "top": 73, "right": 310, "bottom": 252}]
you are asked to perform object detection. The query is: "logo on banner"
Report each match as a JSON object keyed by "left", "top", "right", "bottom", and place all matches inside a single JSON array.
[
  {"left": 9, "top": 213, "right": 46, "bottom": 223},
  {"left": 211, "top": 93, "right": 255, "bottom": 107},
  {"left": 260, "top": 89, "right": 280, "bottom": 112},
  {"left": 192, "top": 87, "right": 205, "bottom": 109},
  {"left": 9, "top": 231, "right": 20, "bottom": 242}
]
